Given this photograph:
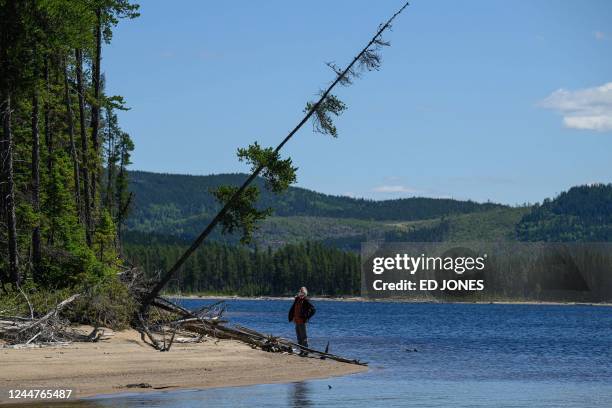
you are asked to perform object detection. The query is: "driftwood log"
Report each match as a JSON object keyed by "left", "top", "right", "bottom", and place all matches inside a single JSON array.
[
  {"left": 139, "top": 292, "right": 367, "bottom": 366},
  {"left": 0, "top": 293, "right": 102, "bottom": 346}
]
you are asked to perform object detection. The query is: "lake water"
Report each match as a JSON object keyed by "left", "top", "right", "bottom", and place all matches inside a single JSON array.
[{"left": 36, "top": 299, "right": 612, "bottom": 407}]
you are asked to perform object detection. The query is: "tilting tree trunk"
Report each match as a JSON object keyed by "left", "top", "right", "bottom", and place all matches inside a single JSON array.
[
  {"left": 75, "top": 48, "right": 92, "bottom": 246},
  {"left": 63, "top": 60, "right": 81, "bottom": 217},
  {"left": 31, "top": 48, "right": 42, "bottom": 281},
  {"left": 140, "top": 1, "right": 410, "bottom": 309},
  {"left": 1, "top": 93, "right": 20, "bottom": 284},
  {"left": 89, "top": 9, "right": 102, "bottom": 209}
]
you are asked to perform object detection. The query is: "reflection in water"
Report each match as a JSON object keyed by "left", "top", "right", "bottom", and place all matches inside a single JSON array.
[{"left": 289, "top": 382, "right": 312, "bottom": 408}]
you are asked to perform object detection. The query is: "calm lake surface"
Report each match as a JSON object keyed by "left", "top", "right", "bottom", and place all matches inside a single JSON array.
[{"left": 44, "top": 300, "right": 612, "bottom": 407}]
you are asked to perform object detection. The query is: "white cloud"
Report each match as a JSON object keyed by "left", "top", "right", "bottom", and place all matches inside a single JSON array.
[
  {"left": 563, "top": 115, "right": 612, "bottom": 131},
  {"left": 372, "top": 185, "right": 419, "bottom": 194},
  {"left": 539, "top": 82, "right": 612, "bottom": 132}
]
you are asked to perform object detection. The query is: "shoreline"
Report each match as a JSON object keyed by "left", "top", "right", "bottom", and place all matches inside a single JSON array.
[
  {"left": 0, "top": 327, "right": 366, "bottom": 405},
  {"left": 170, "top": 294, "right": 612, "bottom": 307}
]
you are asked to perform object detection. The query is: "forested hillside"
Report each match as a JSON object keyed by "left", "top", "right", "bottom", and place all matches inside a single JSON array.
[
  {"left": 126, "top": 170, "right": 505, "bottom": 239},
  {"left": 516, "top": 184, "right": 612, "bottom": 242}
]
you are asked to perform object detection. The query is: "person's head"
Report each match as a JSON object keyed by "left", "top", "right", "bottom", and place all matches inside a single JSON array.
[{"left": 298, "top": 286, "right": 308, "bottom": 297}]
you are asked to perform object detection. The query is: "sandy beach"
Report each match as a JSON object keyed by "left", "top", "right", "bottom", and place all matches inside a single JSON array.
[{"left": 0, "top": 327, "right": 366, "bottom": 404}]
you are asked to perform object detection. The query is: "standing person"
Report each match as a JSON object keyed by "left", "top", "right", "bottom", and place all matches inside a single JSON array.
[{"left": 288, "top": 286, "right": 316, "bottom": 356}]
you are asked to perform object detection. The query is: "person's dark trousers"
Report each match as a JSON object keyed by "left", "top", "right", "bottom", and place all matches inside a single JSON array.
[{"left": 295, "top": 323, "right": 308, "bottom": 349}]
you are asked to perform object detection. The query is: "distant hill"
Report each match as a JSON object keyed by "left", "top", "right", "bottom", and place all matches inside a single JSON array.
[
  {"left": 125, "top": 171, "right": 611, "bottom": 248},
  {"left": 126, "top": 171, "right": 505, "bottom": 243},
  {"left": 516, "top": 184, "right": 612, "bottom": 242}
]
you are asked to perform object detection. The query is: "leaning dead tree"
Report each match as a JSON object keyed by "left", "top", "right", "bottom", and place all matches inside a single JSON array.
[
  {"left": 141, "top": 1, "right": 410, "bottom": 310},
  {"left": 129, "top": 2, "right": 410, "bottom": 362}
]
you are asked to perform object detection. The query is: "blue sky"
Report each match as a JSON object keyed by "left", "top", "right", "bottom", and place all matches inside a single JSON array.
[{"left": 104, "top": 0, "right": 612, "bottom": 205}]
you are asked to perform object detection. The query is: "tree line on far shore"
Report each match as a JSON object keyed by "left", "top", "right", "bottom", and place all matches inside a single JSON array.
[{"left": 124, "top": 239, "right": 360, "bottom": 296}]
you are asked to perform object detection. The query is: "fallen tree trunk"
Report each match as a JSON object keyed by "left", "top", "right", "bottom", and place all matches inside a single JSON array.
[
  {"left": 0, "top": 268, "right": 367, "bottom": 365},
  {"left": 0, "top": 294, "right": 95, "bottom": 346},
  {"left": 141, "top": 295, "right": 367, "bottom": 366},
  {"left": 17, "top": 294, "right": 80, "bottom": 334}
]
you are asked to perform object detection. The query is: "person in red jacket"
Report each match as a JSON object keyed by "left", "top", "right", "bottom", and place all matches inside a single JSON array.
[{"left": 288, "top": 286, "right": 316, "bottom": 356}]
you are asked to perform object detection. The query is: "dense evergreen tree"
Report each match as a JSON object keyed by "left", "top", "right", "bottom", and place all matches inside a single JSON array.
[{"left": 0, "top": 0, "right": 139, "bottom": 288}]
